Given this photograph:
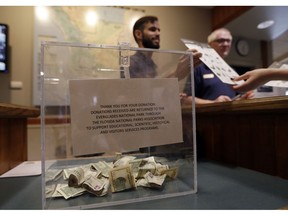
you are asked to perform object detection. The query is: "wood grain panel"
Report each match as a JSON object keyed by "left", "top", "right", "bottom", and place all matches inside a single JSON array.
[
  {"left": 0, "top": 104, "right": 40, "bottom": 175},
  {"left": 182, "top": 96, "right": 288, "bottom": 179},
  {"left": 211, "top": 6, "right": 253, "bottom": 30}
]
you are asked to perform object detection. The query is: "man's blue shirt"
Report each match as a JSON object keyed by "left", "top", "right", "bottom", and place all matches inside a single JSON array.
[{"left": 184, "top": 63, "right": 236, "bottom": 100}]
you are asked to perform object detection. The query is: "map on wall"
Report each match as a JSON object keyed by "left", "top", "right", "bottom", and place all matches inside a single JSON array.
[{"left": 33, "top": 6, "right": 145, "bottom": 106}]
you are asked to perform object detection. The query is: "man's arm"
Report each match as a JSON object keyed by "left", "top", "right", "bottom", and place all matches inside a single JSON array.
[
  {"left": 182, "top": 95, "right": 232, "bottom": 105},
  {"left": 166, "top": 49, "right": 202, "bottom": 80}
]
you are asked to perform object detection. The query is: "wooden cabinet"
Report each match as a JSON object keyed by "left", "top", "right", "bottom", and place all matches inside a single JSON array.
[
  {"left": 182, "top": 96, "right": 288, "bottom": 179},
  {"left": 0, "top": 103, "right": 40, "bottom": 175}
]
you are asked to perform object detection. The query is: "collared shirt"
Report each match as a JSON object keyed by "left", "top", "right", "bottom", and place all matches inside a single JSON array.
[
  {"left": 184, "top": 63, "right": 236, "bottom": 100},
  {"left": 129, "top": 51, "right": 157, "bottom": 78}
]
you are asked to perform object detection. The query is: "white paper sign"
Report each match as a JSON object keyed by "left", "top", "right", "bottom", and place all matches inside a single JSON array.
[
  {"left": 265, "top": 63, "right": 288, "bottom": 88},
  {"left": 181, "top": 38, "right": 243, "bottom": 85},
  {"left": 69, "top": 78, "right": 183, "bottom": 156}
]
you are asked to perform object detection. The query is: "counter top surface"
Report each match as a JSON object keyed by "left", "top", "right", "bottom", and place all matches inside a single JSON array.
[
  {"left": 1, "top": 160, "right": 288, "bottom": 210},
  {"left": 182, "top": 96, "right": 288, "bottom": 115},
  {"left": 0, "top": 103, "right": 40, "bottom": 118}
]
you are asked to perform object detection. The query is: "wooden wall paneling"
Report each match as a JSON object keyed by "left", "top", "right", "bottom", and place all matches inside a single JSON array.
[
  {"left": 0, "top": 119, "right": 10, "bottom": 175},
  {"left": 0, "top": 119, "right": 27, "bottom": 175},
  {"left": 196, "top": 116, "right": 215, "bottom": 159},
  {"left": 238, "top": 114, "right": 276, "bottom": 176},
  {"left": 236, "top": 114, "right": 254, "bottom": 170},
  {"left": 211, "top": 115, "right": 238, "bottom": 164},
  {"left": 9, "top": 118, "right": 27, "bottom": 170},
  {"left": 0, "top": 103, "right": 40, "bottom": 175},
  {"left": 180, "top": 97, "right": 288, "bottom": 179},
  {"left": 275, "top": 114, "right": 288, "bottom": 179},
  {"left": 211, "top": 6, "right": 253, "bottom": 30}
]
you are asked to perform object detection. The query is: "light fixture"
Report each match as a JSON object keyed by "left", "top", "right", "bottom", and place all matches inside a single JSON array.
[
  {"left": 129, "top": 16, "right": 141, "bottom": 31},
  {"left": 85, "top": 11, "right": 98, "bottom": 26},
  {"left": 257, "top": 20, "right": 274, "bottom": 29},
  {"left": 35, "top": 6, "right": 49, "bottom": 22}
]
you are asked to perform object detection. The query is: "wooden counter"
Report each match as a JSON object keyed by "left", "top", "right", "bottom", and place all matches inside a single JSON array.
[
  {"left": 0, "top": 103, "right": 40, "bottom": 175},
  {"left": 182, "top": 96, "right": 288, "bottom": 179}
]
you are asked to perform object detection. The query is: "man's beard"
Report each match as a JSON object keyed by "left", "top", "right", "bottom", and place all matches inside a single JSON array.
[{"left": 142, "top": 35, "right": 160, "bottom": 49}]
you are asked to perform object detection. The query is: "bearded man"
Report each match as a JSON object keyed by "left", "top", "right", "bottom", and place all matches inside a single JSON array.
[{"left": 129, "top": 15, "right": 201, "bottom": 79}]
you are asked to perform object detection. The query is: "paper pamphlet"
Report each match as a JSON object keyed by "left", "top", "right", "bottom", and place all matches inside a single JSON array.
[
  {"left": 264, "top": 63, "right": 288, "bottom": 88},
  {"left": 181, "top": 38, "right": 243, "bottom": 85},
  {"left": 0, "top": 161, "right": 41, "bottom": 178},
  {"left": 69, "top": 78, "right": 183, "bottom": 156}
]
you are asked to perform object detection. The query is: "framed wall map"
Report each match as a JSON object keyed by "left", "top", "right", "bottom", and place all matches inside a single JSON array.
[{"left": 33, "top": 6, "right": 145, "bottom": 106}]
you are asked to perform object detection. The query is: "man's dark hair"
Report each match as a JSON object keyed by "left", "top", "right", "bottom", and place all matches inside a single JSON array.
[{"left": 133, "top": 16, "right": 158, "bottom": 42}]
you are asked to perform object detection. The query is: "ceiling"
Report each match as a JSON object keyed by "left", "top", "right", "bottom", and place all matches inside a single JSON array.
[
  {"left": 224, "top": 6, "right": 288, "bottom": 61},
  {"left": 225, "top": 6, "right": 288, "bottom": 41}
]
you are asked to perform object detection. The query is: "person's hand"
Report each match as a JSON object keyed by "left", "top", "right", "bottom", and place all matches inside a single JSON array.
[
  {"left": 174, "top": 49, "right": 202, "bottom": 80},
  {"left": 179, "top": 92, "right": 187, "bottom": 100},
  {"left": 239, "top": 90, "right": 254, "bottom": 100},
  {"left": 213, "top": 95, "right": 232, "bottom": 103},
  {"left": 179, "top": 93, "right": 188, "bottom": 105},
  {"left": 233, "top": 90, "right": 254, "bottom": 100},
  {"left": 232, "top": 69, "right": 270, "bottom": 92},
  {"left": 189, "top": 48, "right": 202, "bottom": 67}
]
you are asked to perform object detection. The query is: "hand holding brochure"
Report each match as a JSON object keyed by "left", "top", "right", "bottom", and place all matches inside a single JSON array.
[
  {"left": 181, "top": 38, "right": 243, "bottom": 85},
  {"left": 264, "top": 63, "right": 288, "bottom": 88}
]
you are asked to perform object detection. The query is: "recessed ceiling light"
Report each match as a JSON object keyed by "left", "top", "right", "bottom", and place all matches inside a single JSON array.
[
  {"left": 85, "top": 11, "right": 98, "bottom": 26},
  {"left": 35, "top": 6, "right": 49, "bottom": 22},
  {"left": 257, "top": 20, "right": 275, "bottom": 29}
]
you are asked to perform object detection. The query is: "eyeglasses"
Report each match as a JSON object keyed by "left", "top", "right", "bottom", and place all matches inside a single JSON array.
[{"left": 213, "top": 38, "right": 232, "bottom": 44}]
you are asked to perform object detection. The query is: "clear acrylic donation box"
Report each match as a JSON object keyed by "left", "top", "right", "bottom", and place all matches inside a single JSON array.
[{"left": 40, "top": 41, "right": 197, "bottom": 209}]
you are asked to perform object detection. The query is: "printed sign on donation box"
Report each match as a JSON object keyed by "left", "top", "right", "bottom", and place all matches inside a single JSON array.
[{"left": 69, "top": 78, "right": 183, "bottom": 156}]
